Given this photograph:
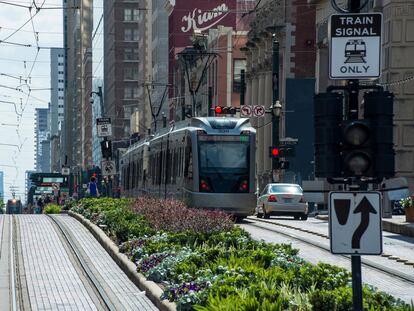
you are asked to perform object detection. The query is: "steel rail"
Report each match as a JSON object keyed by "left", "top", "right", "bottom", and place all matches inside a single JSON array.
[
  {"left": 49, "top": 216, "right": 116, "bottom": 311},
  {"left": 243, "top": 218, "right": 414, "bottom": 285},
  {"left": 10, "top": 215, "right": 18, "bottom": 311}
]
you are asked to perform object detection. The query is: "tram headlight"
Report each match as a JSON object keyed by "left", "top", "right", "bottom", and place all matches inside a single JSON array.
[
  {"left": 200, "top": 178, "right": 212, "bottom": 192},
  {"left": 238, "top": 179, "right": 249, "bottom": 192}
]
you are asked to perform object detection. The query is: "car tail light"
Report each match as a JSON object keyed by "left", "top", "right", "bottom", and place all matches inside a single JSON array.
[
  {"left": 299, "top": 196, "right": 306, "bottom": 203},
  {"left": 200, "top": 179, "right": 211, "bottom": 192},
  {"left": 239, "top": 180, "right": 249, "bottom": 192},
  {"left": 268, "top": 195, "right": 278, "bottom": 202}
]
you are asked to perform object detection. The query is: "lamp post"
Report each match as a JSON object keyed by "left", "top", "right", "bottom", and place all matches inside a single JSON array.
[
  {"left": 271, "top": 32, "right": 281, "bottom": 182},
  {"left": 271, "top": 100, "right": 282, "bottom": 182}
]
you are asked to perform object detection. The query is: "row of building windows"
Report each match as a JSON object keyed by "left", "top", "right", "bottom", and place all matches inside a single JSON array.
[
  {"left": 124, "top": 67, "right": 139, "bottom": 80},
  {"left": 124, "top": 47, "right": 139, "bottom": 60},
  {"left": 124, "top": 87, "right": 139, "bottom": 99},
  {"left": 124, "top": 8, "right": 140, "bottom": 21},
  {"left": 125, "top": 28, "right": 139, "bottom": 41}
]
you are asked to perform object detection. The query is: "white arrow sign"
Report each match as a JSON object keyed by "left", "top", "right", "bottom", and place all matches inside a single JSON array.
[
  {"left": 240, "top": 105, "right": 252, "bottom": 117},
  {"left": 253, "top": 105, "right": 265, "bottom": 117},
  {"left": 329, "top": 191, "right": 382, "bottom": 255}
]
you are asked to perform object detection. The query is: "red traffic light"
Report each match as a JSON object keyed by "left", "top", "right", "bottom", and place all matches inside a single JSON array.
[
  {"left": 214, "top": 106, "right": 237, "bottom": 115},
  {"left": 269, "top": 147, "right": 279, "bottom": 157}
]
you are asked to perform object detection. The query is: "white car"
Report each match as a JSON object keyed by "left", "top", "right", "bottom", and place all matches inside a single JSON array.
[{"left": 256, "top": 183, "right": 308, "bottom": 220}]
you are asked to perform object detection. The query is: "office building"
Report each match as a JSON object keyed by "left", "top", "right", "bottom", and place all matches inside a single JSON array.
[
  {"left": 103, "top": 1, "right": 140, "bottom": 140},
  {"left": 35, "top": 107, "right": 51, "bottom": 172},
  {"left": 63, "top": 0, "right": 93, "bottom": 170}
]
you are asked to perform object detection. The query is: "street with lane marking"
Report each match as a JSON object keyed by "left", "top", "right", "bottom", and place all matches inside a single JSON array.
[{"left": 240, "top": 217, "right": 414, "bottom": 303}]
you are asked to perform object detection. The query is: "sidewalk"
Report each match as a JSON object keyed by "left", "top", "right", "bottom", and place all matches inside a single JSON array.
[{"left": 316, "top": 214, "right": 414, "bottom": 237}]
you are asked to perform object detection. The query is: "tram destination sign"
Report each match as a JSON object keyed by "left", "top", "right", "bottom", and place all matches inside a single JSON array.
[{"left": 329, "top": 13, "right": 382, "bottom": 79}]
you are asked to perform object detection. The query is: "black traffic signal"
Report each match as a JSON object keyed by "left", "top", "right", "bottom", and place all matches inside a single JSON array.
[
  {"left": 278, "top": 160, "right": 290, "bottom": 170},
  {"left": 100, "top": 139, "right": 112, "bottom": 159},
  {"left": 314, "top": 92, "right": 343, "bottom": 178},
  {"left": 364, "top": 91, "right": 394, "bottom": 179},
  {"left": 340, "top": 119, "right": 374, "bottom": 177},
  {"left": 269, "top": 146, "right": 280, "bottom": 158},
  {"left": 214, "top": 106, "right": 237, "bottom": 115}
]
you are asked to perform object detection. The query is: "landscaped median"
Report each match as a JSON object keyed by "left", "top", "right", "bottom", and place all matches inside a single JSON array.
[{"left": 68, "top": 197, "right": 412, "bottom": 311}]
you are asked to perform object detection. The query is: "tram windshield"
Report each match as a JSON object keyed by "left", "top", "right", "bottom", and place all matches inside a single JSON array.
[
  {"left": 199, "top": 142, "right": 249, "bottom": 171},
  {"left": 198, "top": 138, "right": 250, "bottom": 193}
]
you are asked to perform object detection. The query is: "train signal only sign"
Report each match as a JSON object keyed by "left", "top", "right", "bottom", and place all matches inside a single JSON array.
[
  {"left": 329, "top": 191, "right": 382, "bottom": 255},
  {"left": 329, "top": 13, "right": 382, "bottom": 79},
  {"left": 97, "top": 117, "right": 112, "bottom": 138}
]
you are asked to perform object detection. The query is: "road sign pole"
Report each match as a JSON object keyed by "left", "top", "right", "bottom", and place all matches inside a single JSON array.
[{"left": 351, "top": 255, "right": 363, "bottom": 311}]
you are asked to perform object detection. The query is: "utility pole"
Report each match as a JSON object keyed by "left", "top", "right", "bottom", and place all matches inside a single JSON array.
[{"left": 271, "top": 35, "right": 281, "bottom": 182}]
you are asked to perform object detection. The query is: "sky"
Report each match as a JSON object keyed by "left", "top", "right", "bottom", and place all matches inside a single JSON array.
[{"left": 0, "top": 0, "right": 63, "bottom": 201}]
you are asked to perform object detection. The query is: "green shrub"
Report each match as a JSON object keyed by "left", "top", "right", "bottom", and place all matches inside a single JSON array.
[
  {"left": 70, "top": 197, "right": 411, "bottom": 310},
  {"left": 43, "top": 204, "right": 62, "bottom": 214}
]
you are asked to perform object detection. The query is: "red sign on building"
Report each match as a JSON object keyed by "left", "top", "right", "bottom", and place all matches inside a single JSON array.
[{"left": 168, "top": 0, "right": 237, "bottom": 86}]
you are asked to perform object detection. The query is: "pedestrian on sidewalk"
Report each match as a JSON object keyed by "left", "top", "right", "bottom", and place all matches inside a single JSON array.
[{"left": 87, "top": 176, "right": 99, "bottom": 198}]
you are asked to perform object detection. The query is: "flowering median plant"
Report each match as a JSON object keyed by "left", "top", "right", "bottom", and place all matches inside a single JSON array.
[
  {"left": 400, "top": 195, "right": 414, "bottom": 209},
  {"left": 71, "top": 197, "right": 412, "bottom": 310}
]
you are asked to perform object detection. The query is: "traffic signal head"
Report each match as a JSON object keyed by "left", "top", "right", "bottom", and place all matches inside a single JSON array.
[
  {"left": 314, "top": 92, "right": 343, "bottom": 178},
  {"left": 341, "top": 120, "right": 374, "bottom": 177},
  {"left": 364, "top": 91, "right": 394, "bottom": 179},
  {"left": 100, "top": 139, "right": 112, "bottom": 159},
  {"left": 269, "top": 146, "right": 279, "bottom": 158},
  {"left": 214, "top": 106, "right": 236, "bottom": 115}
]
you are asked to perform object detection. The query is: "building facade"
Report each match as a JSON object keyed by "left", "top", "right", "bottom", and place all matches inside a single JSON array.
[
  {"left": 50, "top": 48, "right": 65, "bottom": 172},
  {"left": 312, "top": 0, "right": 414, "bottom": 191},
  {"left": 103, "top": 0, "right": 141, "bottom": 141},
  {"left": 35, "top": 107, "right": 51, "bottom": 172},
  {"left": 242, "top": 0, "right": 316, "bottom": 191},
  {"left": 63, "top": 0, "right": 93, "bottom": 170},
  {"left": 170, "top": 26, "right": 249, "bottom": 120}
]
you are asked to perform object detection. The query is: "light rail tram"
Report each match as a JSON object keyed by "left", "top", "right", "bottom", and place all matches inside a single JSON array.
[{"left": 120, "top": 117, "right": 256, "bottom": 219}]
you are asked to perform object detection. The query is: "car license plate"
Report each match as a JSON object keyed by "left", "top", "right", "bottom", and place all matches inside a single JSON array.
[{"left": 284, "top": 198, "right": 293, "bottom": 203}]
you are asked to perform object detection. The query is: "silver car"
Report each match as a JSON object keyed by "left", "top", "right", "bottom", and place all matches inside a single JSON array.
[{"left": 256, "top": 183, "right": 308, "bottom": 220}]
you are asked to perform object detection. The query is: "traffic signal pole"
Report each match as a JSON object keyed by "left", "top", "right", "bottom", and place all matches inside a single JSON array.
[
  {"left": 348, "top": 1, "right": 363, "bottom": 311},
  {"left": 271, "top": 35, "right": 280, "bottom": 180}
]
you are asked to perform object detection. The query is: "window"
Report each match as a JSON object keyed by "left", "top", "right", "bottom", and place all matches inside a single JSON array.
[
  {"left": 124, "top": 66, "right": 139, "bottom": 80},
  {"left": 124, "top": 28, "right": 138, "bottom": 41},
  {"left": 124, "top": 8, "right": 140, "bottom": 21},
  {"left": 124, "top": 8, "right": 132, "bottom": 21},
  {"left": 124, "top": 47, "right": 139, "bottom": 60},
  {"left": 233, "top": 59, "right": 246, "bottom": 92},
  {"left": 124, "top": 87, "right": 139, "bottom": 99}
]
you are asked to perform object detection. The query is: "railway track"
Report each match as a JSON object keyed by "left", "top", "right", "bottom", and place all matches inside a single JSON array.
[
  {"left": 8, "top": 215, "right": 119, "bottom": 311},
  {"left": 243, "top": 217, "right": 414, "bottom": 285}
]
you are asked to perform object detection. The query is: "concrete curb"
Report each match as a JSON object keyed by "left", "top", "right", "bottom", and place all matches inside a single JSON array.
[
  {"left": 382, "top": 219, "right": 414, "bottom": 238},
  {"left": 68, "top": 211, "right": 176, "bottom": 311}
]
